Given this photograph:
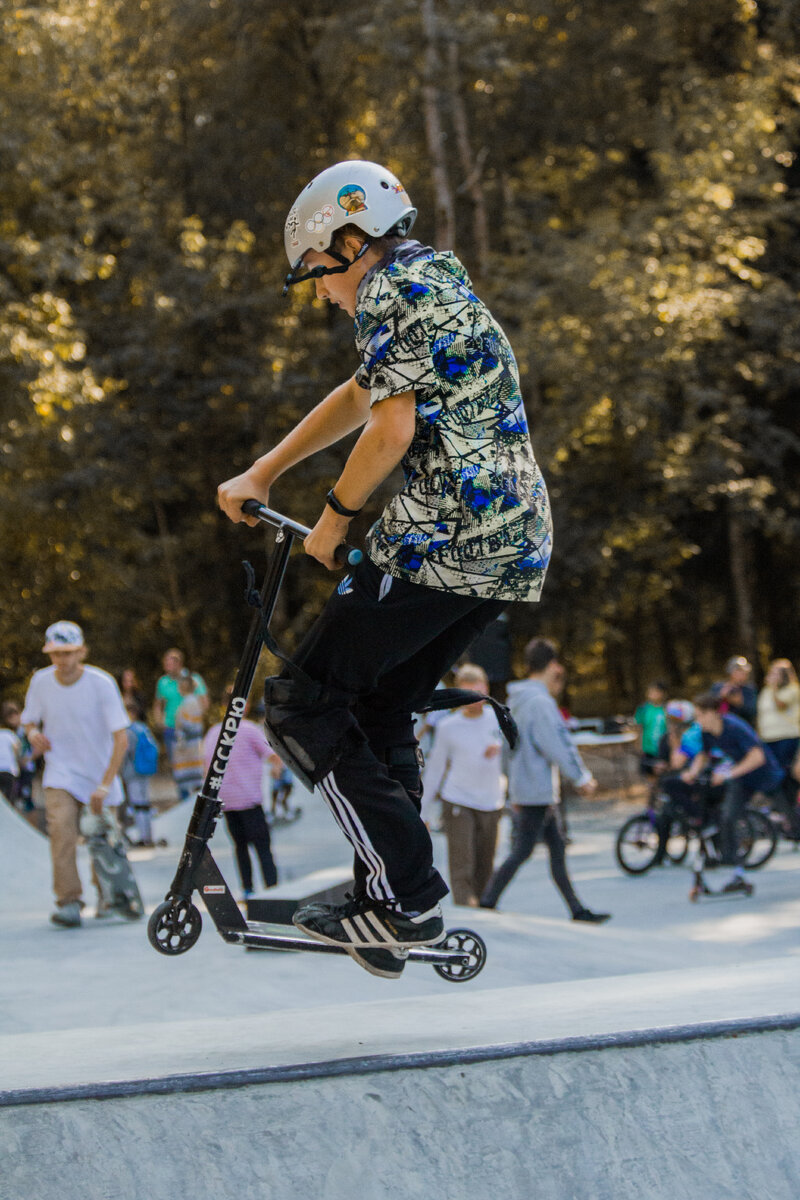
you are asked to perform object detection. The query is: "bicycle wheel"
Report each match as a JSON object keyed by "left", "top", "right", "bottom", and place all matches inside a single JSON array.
[
  {"left": 665, "top": 819, "right": 690, "bottom": 864},
  {"left": 615, "top": 813, "right": 660, "bottom": 874},
  {"left": 740, "top": 808, "right": 778, "bottom": 869}
]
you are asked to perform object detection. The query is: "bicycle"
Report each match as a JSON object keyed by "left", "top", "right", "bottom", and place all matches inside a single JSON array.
[
  {"left": 614, "top": 793, "right": 688, "bottom": 875},
  {"left": 615, "top": 780, "right": 777, "bottom": 876}
]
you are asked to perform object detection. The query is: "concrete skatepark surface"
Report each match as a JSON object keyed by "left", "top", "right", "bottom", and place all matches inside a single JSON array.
[{"left": 1, "top": 785, "right": 799, "bottom": 1197}]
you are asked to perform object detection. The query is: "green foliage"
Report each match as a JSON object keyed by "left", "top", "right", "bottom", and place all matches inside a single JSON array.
[{"left": 1, "top": 0, "right": 799, "bottom": 711}]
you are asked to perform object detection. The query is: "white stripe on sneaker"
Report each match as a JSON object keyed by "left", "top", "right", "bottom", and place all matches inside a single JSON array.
[
  {"left": 343, "top": 911, "right": 391, "bottom": 946},
  {"left": 342, "top": 917, "right": 369, "bottom": 944},
  {"left": 359, "top": 910, "right": 391, "bottom": 942}
]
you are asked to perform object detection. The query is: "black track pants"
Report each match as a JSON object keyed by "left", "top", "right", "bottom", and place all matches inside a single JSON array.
[
  {"left": 480, "top": 804, "right": 583, "bottom": 914},
  {"left": 286, "top": 555, "right": 506, "bottom": 913},
  {"left": 224, "top": 806, "right": 278, "bottom": 892}
]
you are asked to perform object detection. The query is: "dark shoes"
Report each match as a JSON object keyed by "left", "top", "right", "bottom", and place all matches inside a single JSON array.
[
  {"left": 572, "top": 908, "right": 611, "bottom": 924},
  {"left": 721, "top": 875, "right": 751, "bottom": 894},
  {"left": 293, "top": 897, "right": 409, "bottom": 977},
  {"left": 347, "top": 946, "right": 408, "bottom": 979},
  {"left": 293, "top": 894, "right": 444, "bottom": 951}
]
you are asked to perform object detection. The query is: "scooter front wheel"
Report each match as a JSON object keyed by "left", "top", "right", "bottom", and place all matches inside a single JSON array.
[{"left": 148, "top": 898, "right": 203, "bottom": 955}]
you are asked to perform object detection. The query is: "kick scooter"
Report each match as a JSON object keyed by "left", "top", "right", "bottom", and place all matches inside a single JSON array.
[{"left": 147, "top": 501, "right": 487, "bottom": 983}]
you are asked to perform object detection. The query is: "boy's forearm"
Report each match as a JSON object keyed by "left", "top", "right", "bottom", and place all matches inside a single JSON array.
[
  {"left": 728, "top": 746, "right": 765, "bottom": 780},
  {"left": 250, "top": 376, "right": 370, "bottom": 486}
]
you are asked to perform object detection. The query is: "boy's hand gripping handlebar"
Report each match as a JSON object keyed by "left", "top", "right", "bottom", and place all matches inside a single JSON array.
[{"left": 241, "top": 499, "right": 363, "bottom": 567}]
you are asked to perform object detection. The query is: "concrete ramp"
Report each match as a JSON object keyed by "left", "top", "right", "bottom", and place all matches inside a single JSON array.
[
  {"left": 3, "top": 1015, "right": 799, "bottom": 1200},
  {"left": 0, "top": 796, "right": 50, "bottom": 915}
]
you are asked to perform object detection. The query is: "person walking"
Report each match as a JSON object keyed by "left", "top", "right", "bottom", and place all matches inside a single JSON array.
[
  {"left": 203, "top": 699, "right": 278, "bottom": 899},
  {"left": 21, "top": 621, "right": 130, "bottom": 928},
  {"left": 479, "top": 638, "right": 610, "bottom": 923},
  {"left": 422, "top": 664, "right": 505, "bottom": 907},
  {"left": 218, "top": 159, "right": 552, "bottom": 978}
]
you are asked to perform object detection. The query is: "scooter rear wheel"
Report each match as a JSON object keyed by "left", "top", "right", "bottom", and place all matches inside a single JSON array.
[{"left": 433, "top": 928, "right": 487, "bottom": 983}]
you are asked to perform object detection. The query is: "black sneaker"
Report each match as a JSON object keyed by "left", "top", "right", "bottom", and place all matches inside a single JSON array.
[
  {"left": 347, "top": 945, "right": 408, "bottom": 979},
  {"left": 721, "top": 875, "right": 751, "bottom": 894},
  {"left": 293, "top": 894, "right": 445, "bottom": 950},
  {"left": 572, "top": 909, "right": 611, "bottom": 924},
  {"left": 293, "top": 892, "right": 364, "bottom": 926}
]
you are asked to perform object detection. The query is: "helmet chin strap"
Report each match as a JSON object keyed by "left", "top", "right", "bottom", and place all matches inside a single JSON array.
[{"left": 282, "top": 242, "right": 370, "bottom": 296}]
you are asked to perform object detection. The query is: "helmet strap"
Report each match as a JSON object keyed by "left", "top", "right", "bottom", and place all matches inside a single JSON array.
[{"left": 282, "top": 241, "right": 370, "bottom": 296}]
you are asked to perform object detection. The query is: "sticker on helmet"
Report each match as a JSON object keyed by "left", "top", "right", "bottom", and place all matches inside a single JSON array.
[
  {"left": 286, "top": 206, "right": 301, "bottom": 247},
  {"left": 337, "top": 184, "right": 368, "bottom": 214},
  {"left": 305, "top": 203, "right": 335, "bottom": 234}
]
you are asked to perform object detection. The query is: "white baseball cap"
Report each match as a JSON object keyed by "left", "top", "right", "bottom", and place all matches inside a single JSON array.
[{"left": 42, "top": 620, "right": 85, "bottom": 653}]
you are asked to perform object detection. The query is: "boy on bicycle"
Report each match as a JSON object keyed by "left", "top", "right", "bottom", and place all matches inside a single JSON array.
[
  {"left": 685, "top": 693, "right": 784, "bottom": 892},
  {"left": 217, "top": 160, "right": 552, "bottom": 976}
]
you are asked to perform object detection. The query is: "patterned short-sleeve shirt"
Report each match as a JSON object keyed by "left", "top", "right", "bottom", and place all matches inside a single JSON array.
[{"left": 354, "top": 245, "right": 552, "bottom": 602}]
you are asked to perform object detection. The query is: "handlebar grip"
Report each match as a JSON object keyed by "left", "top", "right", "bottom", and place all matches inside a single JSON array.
[
  {"left": 240, "top": 500, "right": 362, "bottom": 568},
  {"left": 241, "top": 499, "right": 265, "bottom": 519},
  {"left": 335, "top": 544, "right": 364, "bottom": 568}
]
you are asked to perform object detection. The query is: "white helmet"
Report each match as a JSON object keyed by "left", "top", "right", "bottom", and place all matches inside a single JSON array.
[
  {"left": 666, "top": 700, "right": 695, "bottom": 724},
  {"left": 283, "top": 160, "right": 416, "bottom": 291}
]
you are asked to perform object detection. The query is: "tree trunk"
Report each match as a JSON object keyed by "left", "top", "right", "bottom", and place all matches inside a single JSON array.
[
  {"left": 727, "top": 501, "right": 759, "bottom": 676},
  {"left": 655, "top": 608, "right": 683, "bottom": 687},
  {"left": 421, "top": 0, "right": 456, "bottom": 249},
  {"left": 153, "top": 499, "right": 197, "bottom": 662},
  {"left": 445, "top": 33, "right": 489, "bottom": 276}
]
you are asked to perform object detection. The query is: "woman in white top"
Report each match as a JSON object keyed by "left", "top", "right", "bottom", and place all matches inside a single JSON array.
[
  {"left": 757, "top": 659, "right": 800, "bottom": 833},
  {"left": 421, "top": 664, "right": 505, "bottom": 906}
]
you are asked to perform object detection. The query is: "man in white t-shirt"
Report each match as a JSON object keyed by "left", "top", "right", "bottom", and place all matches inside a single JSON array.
[
  {"left": 22, "top": 621, "right": 130, "bottom": 928},
  {"left": 422, "top": 664, "right": 505, "bottom": 906}
]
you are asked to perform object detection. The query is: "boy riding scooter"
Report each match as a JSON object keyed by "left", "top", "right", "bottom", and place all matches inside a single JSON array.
[{"left": 218, "top": 160, "right": 552, "bottom": 977}]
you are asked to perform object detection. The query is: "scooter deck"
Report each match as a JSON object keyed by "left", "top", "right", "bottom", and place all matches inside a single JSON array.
[{"left": 229, "top": 921, "right": 474, "bottom": 965}]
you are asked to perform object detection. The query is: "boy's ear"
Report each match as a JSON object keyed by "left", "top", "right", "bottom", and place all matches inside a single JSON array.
[{"left": 341, "top": 234, "right": 367, "bottom": 258}]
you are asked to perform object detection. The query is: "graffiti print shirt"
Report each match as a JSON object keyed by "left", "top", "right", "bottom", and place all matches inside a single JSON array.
[{"left": 354, "top": 245, "right": 552, "bottom": 601}]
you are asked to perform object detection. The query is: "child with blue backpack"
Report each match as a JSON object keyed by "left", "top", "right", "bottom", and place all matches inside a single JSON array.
[{"left": 122, "top": 701, "right": 159, "bottom": 845}]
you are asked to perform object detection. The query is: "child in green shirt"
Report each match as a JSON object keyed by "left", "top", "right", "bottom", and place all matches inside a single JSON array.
[{"left": 635, "top": 682, "right": 668, "bottom": 775}]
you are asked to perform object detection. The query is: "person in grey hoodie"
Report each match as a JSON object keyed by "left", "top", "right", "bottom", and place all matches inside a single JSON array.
[{"left": 480, "top": 638, "right": 611, "bottom": 922}]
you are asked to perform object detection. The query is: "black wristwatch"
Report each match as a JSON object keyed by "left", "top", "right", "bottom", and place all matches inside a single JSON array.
[{"left": 326, "top": 488, "right": 361, "bottom": 518}]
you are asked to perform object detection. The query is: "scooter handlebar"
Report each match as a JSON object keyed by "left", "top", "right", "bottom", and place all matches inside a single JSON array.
[{"left": 240, "top": 500, "right": 363, "bottom": 568}]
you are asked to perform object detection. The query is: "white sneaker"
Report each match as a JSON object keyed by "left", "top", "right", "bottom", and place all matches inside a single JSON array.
[{"left": 51, "top": 902, "right": 82, "bottom": 928}]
